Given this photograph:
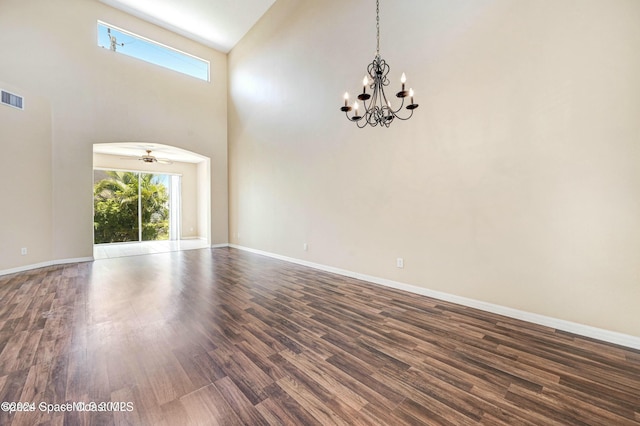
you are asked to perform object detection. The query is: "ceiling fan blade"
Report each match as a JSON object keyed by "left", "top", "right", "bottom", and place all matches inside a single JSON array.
[
  {"left": 156, "top": 159, "right": 174, "bottom": 165},
  {"left": 118, "top": 156, "right": 140, "bottom": 160}
]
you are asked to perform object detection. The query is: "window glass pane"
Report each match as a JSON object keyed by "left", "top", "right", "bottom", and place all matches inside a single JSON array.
[
  {"left": 97, "top": 22, "right": 210, "bottom": 82},
  {"left": 93, "top": 170, "right": 140, "bottom": 244},
  {"left": 141, "top": 173, "right": 170, "bottom": 241}
]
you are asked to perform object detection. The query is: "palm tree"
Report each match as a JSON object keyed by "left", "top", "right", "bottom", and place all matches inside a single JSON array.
[
  {"left": 93, "top": 171, "right": 169, "bottom": 244},
  {"left": 139, "top": 173, "right": 170, "bottom": 241}
]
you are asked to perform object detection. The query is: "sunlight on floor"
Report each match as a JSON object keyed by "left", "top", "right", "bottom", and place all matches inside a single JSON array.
[{"left": 93, "top": 239, "right": 210, "bottom": 260}]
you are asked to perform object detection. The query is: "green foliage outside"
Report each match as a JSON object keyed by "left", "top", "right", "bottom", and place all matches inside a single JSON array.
[{"left": 94, "top": 171, "right": 169, "bottom": 244}]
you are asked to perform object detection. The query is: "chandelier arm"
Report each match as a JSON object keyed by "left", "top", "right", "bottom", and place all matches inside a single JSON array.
[
  {"left": 377, "top": 84, "right": 397, "bottom": 124},
  {"left": 367, "top": 62, "right": 376, "bottom": 83},
  {"left": 380, "top": 89, "right": 394, "bottom": 111},
  {"left": 366, "top": 102, "right": 378, "bottom": 127},
  {"left": 360, "top": 97, "right": 372, "bottom": 123},
  {"left": 390, "top": 96, "right": 406, "bottom": 114},
  {"left": 365, "top": 109, "right": 375, "bottom": 127},
  {"left": 372, "top": 90, "right": 383, "bottom": 126},
  {"left": 365, "top": 84, "right": 377, "bottom": 126},
  {"left": 393, "top": 109, "right": 415, "bottom": 121}
]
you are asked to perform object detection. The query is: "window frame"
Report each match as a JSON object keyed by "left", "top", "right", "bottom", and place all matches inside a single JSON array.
[{"left": 97, "top": 20, "right": 211, "bottom": 82}]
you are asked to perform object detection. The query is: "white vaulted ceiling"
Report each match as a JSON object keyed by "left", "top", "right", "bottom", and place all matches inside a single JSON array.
[{"left": 99, "top": 0, "right": 276, "bottom": 53}]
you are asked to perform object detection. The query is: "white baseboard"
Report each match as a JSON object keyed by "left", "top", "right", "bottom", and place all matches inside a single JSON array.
[
  {"left": 0, "top": 257, "right": 94, "bottom": 277},
  {"left": 55, "top": 257, "right": 94, "bottom": 265},
  {"left": 228, "top": 244, "right": 640, "bottom": 351},
  {"left": 0, "top": 261, "right": 53, "bottom": 276},
  {"left": 211, "top": 243, "right": 229, "bottom": 249}
]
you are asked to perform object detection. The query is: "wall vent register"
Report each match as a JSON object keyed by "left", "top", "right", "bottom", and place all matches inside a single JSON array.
[{"left": 1, "top": 90, "right": 24, "bottom": 110}]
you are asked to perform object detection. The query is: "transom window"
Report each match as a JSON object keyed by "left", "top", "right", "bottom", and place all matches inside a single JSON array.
[{"left": 97, "top": 21, "right": 210, "bottom": 82}]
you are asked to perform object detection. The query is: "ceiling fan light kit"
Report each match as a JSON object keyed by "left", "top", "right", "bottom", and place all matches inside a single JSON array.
[
  {"left": 141, "top": 150, "right": 158, "bottom": 163},
  {"left": 120, "top": 150, "right": 173, "bottom": 165},
  {"left": 140, "top": 150, "right": 174, "bottom": 165}
]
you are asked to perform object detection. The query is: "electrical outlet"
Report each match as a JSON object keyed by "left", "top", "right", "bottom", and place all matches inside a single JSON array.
[
  {"left": 303, "top": 243, "right": 308, "bottom": 251},
  {"left": 21, "top": 247, "right": 28, "bottom": 255},
  {"left": 396, "top": 257, "right": 404, "bottom": 268}
]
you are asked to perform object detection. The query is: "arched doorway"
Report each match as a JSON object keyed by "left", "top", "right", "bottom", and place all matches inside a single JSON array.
[{"left": 92, "top": 142, "right": 211, "bottom": 259}]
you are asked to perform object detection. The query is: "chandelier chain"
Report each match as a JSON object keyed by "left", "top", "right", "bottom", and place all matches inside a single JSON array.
[{"left": 376, "top": 0, "right": 380, "bottom": 56}]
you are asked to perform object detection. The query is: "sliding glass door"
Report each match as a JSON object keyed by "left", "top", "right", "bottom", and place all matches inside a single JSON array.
[
  {"left": 140, "top": 173, "right": 169, "bottom": 241},
  {"left": 93, "top": 170, "right": 178, "bottom": 244}
]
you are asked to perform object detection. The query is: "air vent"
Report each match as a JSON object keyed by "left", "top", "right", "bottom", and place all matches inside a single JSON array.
[{"left": 1, "top": 90, "right": 24, "bottom": 110}]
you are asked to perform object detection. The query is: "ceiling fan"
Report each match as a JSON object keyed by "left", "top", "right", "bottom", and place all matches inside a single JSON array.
[{"left": 122, "top": 150, "right": 174, "bottom": 165}]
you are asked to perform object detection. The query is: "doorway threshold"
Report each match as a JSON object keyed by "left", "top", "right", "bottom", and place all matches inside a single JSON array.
[{"left": 93, "top": 239, "right": 209, "bottom": 260}]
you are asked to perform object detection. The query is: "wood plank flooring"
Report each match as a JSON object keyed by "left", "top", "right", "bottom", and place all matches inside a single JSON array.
[{"left": 0, "top": 247, "right": 638, "bottom": 425}]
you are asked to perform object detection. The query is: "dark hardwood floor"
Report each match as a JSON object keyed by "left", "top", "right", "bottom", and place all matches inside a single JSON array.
[{"left": 0, "top": 247, "right": 638, "bottom": 425}]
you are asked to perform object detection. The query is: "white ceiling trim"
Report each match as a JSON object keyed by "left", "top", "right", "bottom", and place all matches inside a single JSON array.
[{"left": 99, "top": 0, "right": 276, "bottom": 53}]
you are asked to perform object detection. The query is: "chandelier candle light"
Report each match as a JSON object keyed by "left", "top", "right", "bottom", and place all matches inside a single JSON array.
[{"left": 340, "top": 0, "right": 418, "bottom": 128}]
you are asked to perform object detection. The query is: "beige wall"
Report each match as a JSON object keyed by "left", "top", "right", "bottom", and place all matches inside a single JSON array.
[
  {"left": 0, "top": 82, "right": 53, "bottom": 270},
  {"left": 93, "top": 153, "right": 203, "bottom": 239},
  {"left": 228, "top": 0, "right": 640, "bottom": 336},
  {"left": 0, "top": 0, "right": 228, "bottom": 270}
]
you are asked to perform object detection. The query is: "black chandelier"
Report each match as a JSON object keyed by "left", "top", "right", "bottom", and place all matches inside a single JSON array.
[{"left": 340, "top": 0, "right": 418, "bottom": 128}]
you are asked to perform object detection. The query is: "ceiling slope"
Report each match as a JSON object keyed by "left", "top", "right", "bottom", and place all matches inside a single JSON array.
[{"left": 99, "top": 0, "right": 276, "bottom": 53}]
